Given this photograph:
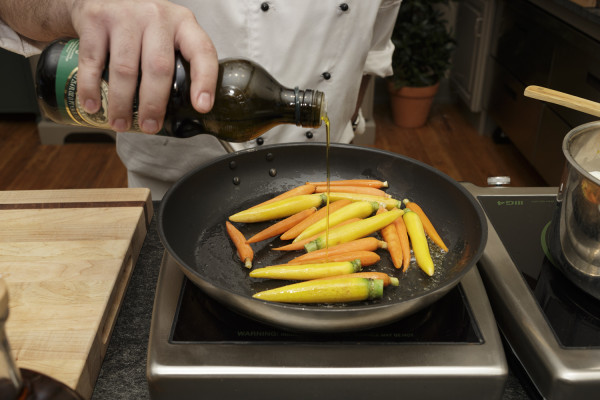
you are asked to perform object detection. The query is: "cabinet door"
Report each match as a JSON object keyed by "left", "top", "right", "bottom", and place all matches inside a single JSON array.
[
  {"left": 533, "top": 106, "right": 570, "bottom": 186},
  {"left": 451, "top": 0, "right": 494, "bottom": 112},
  {"left": 451, "top": 1, "right": 481, "bottom": 106}
]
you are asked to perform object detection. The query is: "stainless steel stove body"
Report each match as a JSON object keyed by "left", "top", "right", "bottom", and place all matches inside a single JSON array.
[
  {"left": 468, "top": 184, "right": 600, "bottom": 400},
  {"left": 147, "top": 248, "right": 507, "bottom": 400}
]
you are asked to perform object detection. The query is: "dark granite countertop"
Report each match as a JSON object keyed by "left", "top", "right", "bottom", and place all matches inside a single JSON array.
[{"left": 90, "top": 201, "right": 536, "bottom": 400}]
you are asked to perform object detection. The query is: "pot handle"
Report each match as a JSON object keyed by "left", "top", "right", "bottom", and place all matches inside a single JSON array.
[{"left": 556, "top": 161, "right": 569, "bottom": 203}]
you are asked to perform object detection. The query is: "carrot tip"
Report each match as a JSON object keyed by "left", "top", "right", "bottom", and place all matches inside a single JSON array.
[{"left": 244, "top": 259, "right": 253, "bottom": 269}]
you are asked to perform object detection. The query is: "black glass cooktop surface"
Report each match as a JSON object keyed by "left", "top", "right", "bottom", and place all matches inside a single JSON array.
[{"left": 170, "top": 277, "right": 482, "bottom": 344}]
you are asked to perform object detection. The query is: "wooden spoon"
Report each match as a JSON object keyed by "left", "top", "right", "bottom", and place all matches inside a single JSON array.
[{"left": 524, "top": 85, "right": 600, "bottom": 118}]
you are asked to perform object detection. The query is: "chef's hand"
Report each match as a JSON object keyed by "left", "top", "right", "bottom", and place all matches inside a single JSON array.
[{"left": 71, "top": 0, "right": 218, "bottom": 134}]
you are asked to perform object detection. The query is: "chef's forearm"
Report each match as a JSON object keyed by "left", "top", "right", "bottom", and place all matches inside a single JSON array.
[{"left": 0, "top": 0, "right": 76, "bottom": 42}]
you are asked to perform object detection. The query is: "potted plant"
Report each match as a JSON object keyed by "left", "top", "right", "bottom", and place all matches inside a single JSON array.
[{"left": 388, "top": 0, "right": 455, "bottom": 128}]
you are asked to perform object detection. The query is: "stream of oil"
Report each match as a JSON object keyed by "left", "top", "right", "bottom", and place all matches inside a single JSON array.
[{"left": 323, "top": 113, "right": 331, "bottom": 256}]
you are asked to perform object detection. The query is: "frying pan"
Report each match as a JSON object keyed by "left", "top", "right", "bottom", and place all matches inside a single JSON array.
[{"left": 159, "top": 143, "right": 487, "bottom": 332}]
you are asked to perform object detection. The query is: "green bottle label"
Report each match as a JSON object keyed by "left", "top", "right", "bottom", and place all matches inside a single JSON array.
[{"left": 55, "top": 39, "right": 111, "bottom": 129}]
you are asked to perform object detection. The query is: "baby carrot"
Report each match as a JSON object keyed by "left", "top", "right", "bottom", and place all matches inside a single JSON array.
[
  {"left": 403, "top": 209, "right": 434, "bottom": 276},
  {"left": 393, "top": 215, "right": 411, "bottom": 272},
  {"left": 249, "top": 260, "right": 361, "bottom": 280},
  {"left": 314, "top": 185, "right": 390, "bottom": 198},
  {"left": 252, "top": 276, "right": 384, "bottom": 303},
  {"left": 377, "top": 207, "right": 403, "bottom": 270},
  {"left": 292, "top": 237, "right": 386, "bottom": 258},
  {"left": 287, "top": 250, "right": 381, "bottom": 267},
  {"left": 403, "top": 199, "right": 448, "bottom": 252},
  {"left": 306, "top": 179, "right": 388, "bottom": 188},
  {"left": 229, "top": 194, "right": 325, "bottom": 223},
  {"left": 246, "top": 207, "right": 316, "bottom": 243},
  {"left": 273, "top": 218, "right": 361, "bottom": 251},
  {"left": 251, "top": 184, "right": 316, "bottom": 209},
  {"left": 280, "top": 199, "right": 351, "bottom": 240},
  {"left": 327, "top": 192, "right": 401, "bottom": 210},
  {"left": 305, "top": 208, "right": 404, "bottom": 252},
  {"left": 314, "top": 271, "right": 399, "bottom": 287},
  {"left": 225, "top": 221, "right": 253, "bottom": 269},
  {"left": 293, "top": 201, "right": 378, "bottom": 242}
]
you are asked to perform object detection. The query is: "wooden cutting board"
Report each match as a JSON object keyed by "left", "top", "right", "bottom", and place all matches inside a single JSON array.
[{"left": 0, "top": 188, "right": 152, "bottom": 399}]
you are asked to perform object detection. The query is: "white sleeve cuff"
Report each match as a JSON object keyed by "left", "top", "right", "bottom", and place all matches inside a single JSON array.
[
  {"left": 0, "top": 19, "right": 46, "bottom": 57},
  {"left": 363, "top": 40, "right": 395, "bottom": 78}
]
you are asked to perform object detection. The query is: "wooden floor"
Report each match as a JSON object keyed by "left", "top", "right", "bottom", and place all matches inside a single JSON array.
[{"left": 0, "top": 101, "right": 546, "bottom": 191}]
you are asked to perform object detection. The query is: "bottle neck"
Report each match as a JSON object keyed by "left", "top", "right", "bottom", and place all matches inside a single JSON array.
[{"left": 282, "top": 88, "right": 325, "bottom": 128}]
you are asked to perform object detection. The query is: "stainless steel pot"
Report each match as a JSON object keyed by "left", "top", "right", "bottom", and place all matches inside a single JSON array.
[{"left": 555, "top": 121, "right": 600, "bottom": 299}]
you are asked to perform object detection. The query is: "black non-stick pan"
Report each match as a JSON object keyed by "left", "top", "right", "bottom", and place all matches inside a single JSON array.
[{"left": 159, "top": 143, "right": 487, "bottom": 332}]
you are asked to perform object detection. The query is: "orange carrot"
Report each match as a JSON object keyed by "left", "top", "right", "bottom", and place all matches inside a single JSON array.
[
  {"left": 403, "top": 200, "right": 448, "bottom": 252},
  {"left": 287, "top": 250, "right": 381, "bottom": 266},
  {"left": 314, "top": 185, "right": 390, "bottom": 198},
  {"left": 377, "top": 207, "right": 403, "bottom": 269},
  {"left": 314, "top": 271, "right": 399, "bottom": 287},
  {"left": 393, "top": 214, "right": 411, "bottom": 272},
  {"left": 290, "top": 237, "right": 386, "bottom": 261},
  {"left": 245, "top": 207, "right": 316, "bottom": 243},
  {"left": 273, "top": 218, "right": 360, "bottom": 251},
  {"left": 251, "top": 184, "right": 316, "bottom": 209},
  {"left": 225, "top": 221, "right": 253, "bottom": 268},
  {"left": 280, "top": 199, "right": 351, "bottom": 240},
  {"left": 306, "top": 179, "right": 388, "bottom": 188}
]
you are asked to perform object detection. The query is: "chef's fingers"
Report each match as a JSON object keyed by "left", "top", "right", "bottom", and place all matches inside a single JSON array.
[
  {"left": 74, "top": 25, "right": 109, "bottom": 117},
  {"left": 137, "top": 26, "right": 175, "bottom": 134},
  {"left": 105, "top": 25, "right": 143, "bottom": 132},
  {"left": 176, "top": 17, "right": 218, "bottom": 114}
]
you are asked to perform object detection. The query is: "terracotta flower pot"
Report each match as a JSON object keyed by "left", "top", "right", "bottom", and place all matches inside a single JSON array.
[{"left": 387, "top": 82, "right": 440, "bottom": 128}]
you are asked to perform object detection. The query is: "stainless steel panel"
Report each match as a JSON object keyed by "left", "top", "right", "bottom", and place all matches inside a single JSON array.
[
  {"left": 467, "top": 184, "right": 600, "bottom": 400},
  {"left": 147, "top": 251, "right": 507, "bottom": 400}
]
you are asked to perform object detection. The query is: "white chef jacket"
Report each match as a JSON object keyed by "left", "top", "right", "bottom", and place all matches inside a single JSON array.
[{"left": 1, "top": 0, "right": 401, "bottom": 199}]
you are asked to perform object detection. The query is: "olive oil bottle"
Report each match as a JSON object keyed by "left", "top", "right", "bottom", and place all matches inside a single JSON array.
[
  {"left": 35, "top": 39, "right": 325, "bottom": 141},
  {"left": 0, "top": 278, "right": 84, "bottom": 400}
]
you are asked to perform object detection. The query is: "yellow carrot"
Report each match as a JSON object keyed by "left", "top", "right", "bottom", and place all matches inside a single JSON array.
[
  {"left": 273, "top": 218, "right": 361, "bottom": 251},
  {"left": 293, "top": 201, "right": 378, "bottom": 242},
  {"left": 287, "top": 250, "right": 381, "bottom": 267},
  {"left": 393, "top": 216, "right": 411, "bottom": 272},
  {"left": 306, "top": 179, "right": 388, "bottom": 188},
  {"left": 229, "top": 194, "right": 325, "bottom": 223},
  {"left": 403, "top": 199, "right": 448, "bottom": 252},
  {"left": 305, "top": 208, "right": 404, "bottom": 252},
  {"left": 280, "top": 199, "right": 352, "bottom": 240},
  {"left": 249, "top": 260, "right": 361, "bottom": 280},
  {"left": 225, "top": 221, "right": 253, "bottom": 269},
  {"left": 314, "top": 185, "right": 390, "bottom": 198},
  {"left": 327, "top": 192, "right": 400, "bottom": 210},
  {"left": 314, "top": 271, "right": 399, "bottom": 287},
  {"left": 403, "top": 209, "right": 434, "bottom": 276},
  {"left": 246, "top": 207, "right": 316, "bottom": 243},
  {"left": 252, "top": 276, "right": 384, "bottom": 303},
  {"left": 377, "top": 207, "right": 403, "bottom": 270},
  {"left": 251, "top": 184, "right": 316, "bottom": 209}
]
